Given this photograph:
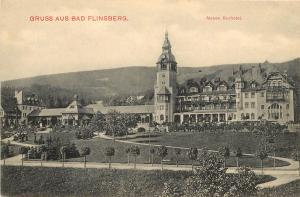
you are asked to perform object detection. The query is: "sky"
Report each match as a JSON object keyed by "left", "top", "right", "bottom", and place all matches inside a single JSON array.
[{"left": 0, "top": 0, "right": 300, "bottom": 81}]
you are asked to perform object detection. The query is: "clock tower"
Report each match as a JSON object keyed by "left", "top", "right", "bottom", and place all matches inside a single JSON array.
[{"left": 154, "top": 32, "right": 177, "bottom": 124}]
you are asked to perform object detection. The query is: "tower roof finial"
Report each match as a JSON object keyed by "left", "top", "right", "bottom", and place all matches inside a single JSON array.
[{"left": 165, "top": 30, "right": 168, "bottom": 39}]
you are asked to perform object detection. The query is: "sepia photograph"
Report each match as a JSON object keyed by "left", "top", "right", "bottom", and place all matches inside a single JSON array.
[{"left": 0, "top": 0, "right": 300, "bottom": 197}]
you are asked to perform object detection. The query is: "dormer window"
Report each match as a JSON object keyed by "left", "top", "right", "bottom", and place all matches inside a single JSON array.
[
  {"left": 189, "top": 87, "right": 198, "bottom": 93},
  {"left": 217, "top": 85, "right": 227, "bottom": 91},
  {"left": 204, "top": 86, "right": 212, "bottom": 92},
  {"left": 251, "top": 83, "right": 256, "bottom": 88}
]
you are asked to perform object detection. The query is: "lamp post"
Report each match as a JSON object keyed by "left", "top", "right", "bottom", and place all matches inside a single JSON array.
[{"left": 148, "top": 120, "right": 151, "bottom": 163}]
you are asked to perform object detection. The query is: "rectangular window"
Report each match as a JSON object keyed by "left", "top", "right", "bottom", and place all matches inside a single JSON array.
[
  {"left": 261, "top": 105, "right": 264, "bottom": 110},
  {"left": 286, "top": 104, "right": 289, "bottom": 109},
  {"left": 245, "top": 93, "right": 249, "bottom": 98},
  {"left": 245, "top": 102, "right": 249, "bottom": 108},
  {"left": 251, "top": 102, "right": 255, "bottom": 108},
  {"left": 261, "top": 92, "right": 264, "bottom": 97},
  {"left": 251, "top": 92, "right": 255, "bottom": 98}
]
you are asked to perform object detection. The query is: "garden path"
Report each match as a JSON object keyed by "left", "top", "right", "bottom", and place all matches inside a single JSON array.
[{"left": 1, "top": 132, "right": 299, "bottom": 189}]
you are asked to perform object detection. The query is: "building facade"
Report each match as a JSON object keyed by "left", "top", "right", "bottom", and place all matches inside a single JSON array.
[
  {"left": 154, "top": 32, "right": 177, "bottom": 124},
  {"left": 14, "top": 91, "right": 45, "bottom": 125},
  {"left": 28, "top": 95, "right": 94, "bottom": 127},
  {"left": 153, "top": 33, "right": 295, "bottom": 125}
]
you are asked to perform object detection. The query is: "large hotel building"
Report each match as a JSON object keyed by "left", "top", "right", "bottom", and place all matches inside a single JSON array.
[{"left": 153, "top": 32, "right": 295, "bottom": 125}]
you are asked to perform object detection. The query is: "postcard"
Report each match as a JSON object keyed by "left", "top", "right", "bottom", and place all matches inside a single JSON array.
[{"left": 1, "top": 1, "right": 300, "bottom": 197}]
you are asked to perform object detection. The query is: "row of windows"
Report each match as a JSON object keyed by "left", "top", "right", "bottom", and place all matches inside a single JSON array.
[
  {"left": 244, "top": 92, "right": 256, "bottom": 98},
  {"left": 187, "top": 85, "right": 228, "bottom": 94},
  {"left": 157, "top": 105, "right": 168, "bottom": 110},
  {"left": 21, "top": 105, "right": 40, "bottom": 111},
  {"left": 237, "top": 92, "right": 265, "bottom": 99},
  {"left": 179, "top": 94, "right": 235, "bottom": 102},
  {"left": 260, "top": 104, "right": 289, "bottom": 110},
  {"left": 245, "top": 102, "right": 256, "bottom": 109},
  {"left": 157, "top": 95, "right": 170, "bottom": 102},
  {"left": 267, "top": 80, "right": 283, "bottom": 87},
  {"left": 241, "top": 113, "right": 256, "bottom": 120}
]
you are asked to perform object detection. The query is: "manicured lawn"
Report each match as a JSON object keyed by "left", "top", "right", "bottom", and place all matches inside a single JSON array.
[
  {"left": 1, "top": 166, "right": 275, "bottom": 197},
  {"left": 70, "top": 137, "right": 289, "bottom": 168},
  {"left": 130, "top": 131, "right": 299, "bottom": 158},
  {"left": 1, "top": 166, "right": 192, "bottom": 197}
]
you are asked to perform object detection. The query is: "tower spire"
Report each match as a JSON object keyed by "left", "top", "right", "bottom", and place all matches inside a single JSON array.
[{"left": 162, "top": 31, "right": 171, "bottom": 50}]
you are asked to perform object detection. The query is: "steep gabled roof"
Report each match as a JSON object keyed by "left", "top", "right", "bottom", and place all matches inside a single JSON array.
[{"left": 28, "top": 108, "right": 65, "bottom": 117}]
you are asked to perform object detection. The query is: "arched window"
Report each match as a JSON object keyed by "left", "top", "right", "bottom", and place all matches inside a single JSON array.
[
  {"left": 246, "top": 113, "right": 250, "bottom": 119},
  {"left": 268, "top": 103, "right": 282, "bottom": 119},
  {"left": 160, "top": 115, "right": 164, "bottom": 121}
]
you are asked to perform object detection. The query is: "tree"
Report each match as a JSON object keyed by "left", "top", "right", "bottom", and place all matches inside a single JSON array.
[
  {"left": 125, "top": 147, "right": 131, "bottom": 165},
  {"left": 157, "top": 146, "right": 168, "bottom": 170},
  {"left": 60, "top": 146, "right": 67, "bottom": 167},
  {"left": 199, "top": 147, "right": 208, "bottom": 166},
  {"left": 235, "top": 147, "right": 243, "bottom": 167},
  {"left": 39, "top": 145, "right": 47, "bottom": 166},
  {"left": 174, "top": 148, "right": 181, "bottom": 167},
  {"left": 256, "top": 150, "right": 268, "bottom": 174},
  {"left": 105, "top": 146, "right": 115, "bottom": 169},
  {"left": 105, "top": 110, "right": 127, "bottom": 137},
  {"left": 183, "top": 154, "right": 227, "bottom": 197},
  {"left": 80, "top": 146, "right": 91, "bottom": 168},
  {"left": 231, "top": 167, "right": 258, "bottom": 196},
  {"left": 218, "top": 146, "right": 230, "bottom": 167},
  {"left": 1, "top": 144, "right": 9, "bottom": 165},
  {"left": 88, "top": 111, "right": 106, "bottom": 135},
  {"left": 181, "top": 153, "right": 258, "bottom": 197},
  {"left": 161, "top": 179, "right": 183, "bottom": 197},
  {"left": 187, "top": 148, "right": 198, "bottom": 171},
  {"left": 19, "top": 146, "right": 28, "bottom": 166},
  {"left": 130, "top": 146, "right": 140, "bottom": 169},
  {"left": 150, "top": 147, "right": 155, "bottom": 166}
]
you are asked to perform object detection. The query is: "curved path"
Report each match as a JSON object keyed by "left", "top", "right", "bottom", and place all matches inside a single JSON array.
[
  {"left": 96, "top": 133, "right": 300, "bottom": 188},
  {"left": 1, "top": 136, "right": 40, "bottom": 147},
  {"left": 1, "top": 133, "right": 299, "bottom": 189}
]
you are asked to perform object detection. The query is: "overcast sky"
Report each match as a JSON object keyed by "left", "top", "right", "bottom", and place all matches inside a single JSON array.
[{"left": 0, "top": 0, "right": 300, "bottom": 81}]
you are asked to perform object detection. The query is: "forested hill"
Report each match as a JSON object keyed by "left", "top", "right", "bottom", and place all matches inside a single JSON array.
[{"left": 1, "top": 58, "right": 300, "bottom": 108}]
